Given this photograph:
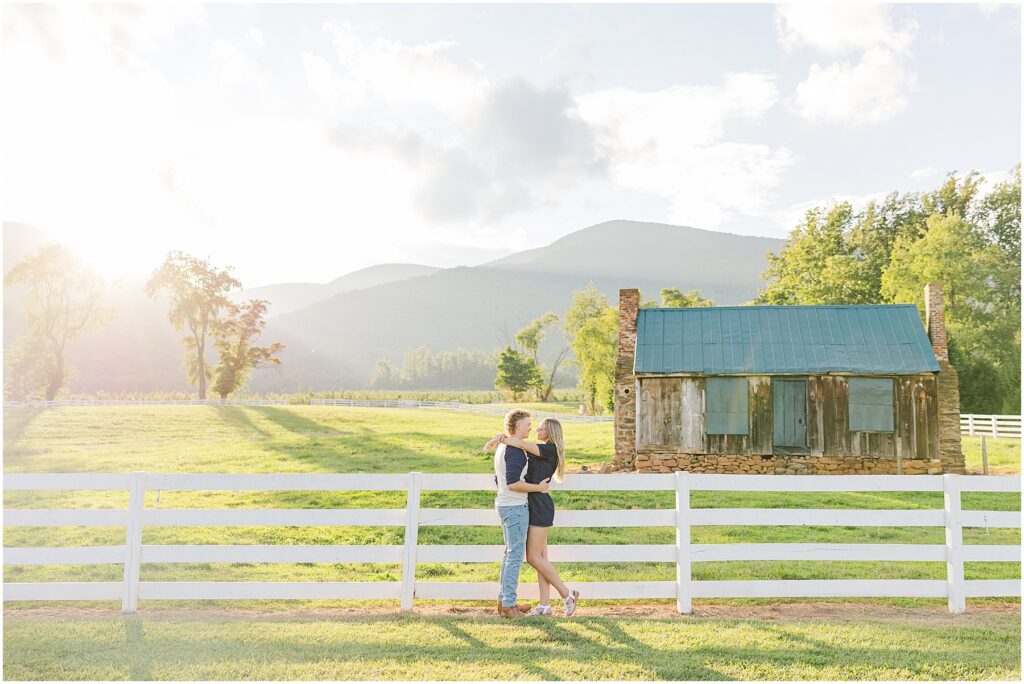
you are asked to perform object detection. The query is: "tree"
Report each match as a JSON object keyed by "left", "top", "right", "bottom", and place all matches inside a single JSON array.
[
  {"left": 210, "top": 299, "right": 285, "bottom": 399},
  {"left": 495, "top": 346, "right": 543, "bottom": 401},
  {"left": 146, "top": 252, "right": 242, "bottom": 400},
  {"left": 515, "top": 312, "right": 569, "bottom": 402},
  {"left": 757, "top": 202, "right": 876, "bottom": 305},
  {"left": 562, "top": 284, "right": 618, "bottom": 414},
  {"left": 660, "top": 288, "right": 714, "bottom": 307},
  {"left": 3, "top": 243, "right": 111, "bottom": 400}
]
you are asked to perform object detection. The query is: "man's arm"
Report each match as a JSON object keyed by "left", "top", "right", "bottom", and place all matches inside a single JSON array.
[{"left": 508, "top": 478, "right": 549, "bottom": 493}]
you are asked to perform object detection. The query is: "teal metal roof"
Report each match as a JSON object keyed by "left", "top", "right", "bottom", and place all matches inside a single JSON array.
[{"left": 633, "top": 304, "right": 939, "bottom": 375}]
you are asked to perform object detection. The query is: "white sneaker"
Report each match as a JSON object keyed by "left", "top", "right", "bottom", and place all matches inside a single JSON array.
[{"left": 525, "top": 603, "right": 552, "bottom": 617}]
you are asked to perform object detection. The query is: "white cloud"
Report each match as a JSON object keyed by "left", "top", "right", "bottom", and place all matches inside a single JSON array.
[
  {"left": 778, "top": 5, "right": 919, "bottom": 126},
  {"left": 211, "top": 39, "right": 268, "bottom": 89},
  {"left": 789, "top": 47, "right": 916, "bottom": 125},
  {"left": 775, "top": 4, "right": 916, "bottom": 54},
  {"left": 246, "top": 27, "right": 265, "bottom": 48},
  {"left": 910, "top": 167, "right": 940, "bottom": 180},
  {"left": 575, "top": 73, "right": 795, "bottom": 229},
  {"left": 306, "top": 20, "right": 488, "bottom": 114}
]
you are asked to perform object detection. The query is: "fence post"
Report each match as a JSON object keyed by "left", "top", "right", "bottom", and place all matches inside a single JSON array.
[
  {"left": 943, "top": 473, "right": 966, "bottom": 614},
  {"left": 981, "top": 436, "right": 988, "bottom": 475},
  {"left": 401, "top": 471, "right": 422, "bottom": 613},
  {"left": 122, "top": 471, "right": 145, "bottom": 613},
  {"left": 675, "top": 470, "right": 692, "bottom": 614}
]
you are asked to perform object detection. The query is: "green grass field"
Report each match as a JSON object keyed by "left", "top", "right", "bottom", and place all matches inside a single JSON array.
[{"left": 3, "top": 405, "right": 1021, "bottom": 680}]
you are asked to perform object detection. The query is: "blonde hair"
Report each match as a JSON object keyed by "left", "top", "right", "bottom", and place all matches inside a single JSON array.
[
  {"left": 504, "top": 409, "right": 531, "bottom": 437},
  {"left": 540, "top": 418, "right": 565, "bottom": 484}
]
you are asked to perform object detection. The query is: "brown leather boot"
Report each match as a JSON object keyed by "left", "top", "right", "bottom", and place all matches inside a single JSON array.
[{"left": 498, "top": 604, "right": 524, "bottom": 618}]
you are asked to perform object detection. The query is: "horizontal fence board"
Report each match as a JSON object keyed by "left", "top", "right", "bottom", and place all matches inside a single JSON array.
[
  {"left": 3, "top": 509, "right": 129, "bottom": 527},
  {"left": 691, "top": 579, "right": 949, "bottom": 598},
  {"left": 138, "top": 581, "right": 403, "bottom": 600},
  {"left": 961, "top": 545, "right": 1022, "bottom": 562},
  {"left": 416, "top": 544, "right": 676, "bottom": 563},
  {"left": 3, "top": 546, "right": 127, "bottom": 565},
  {"left": 417, "top": 509, "right": 676, "bottom": 527},
  {"left": 964, "top": 580, "right": 1021, "bottom": 597},
  {"left": 690, "top": 543, "right": 947, "bottom": 562},
  {"left": 414, "top": 581, "right": 677, "bottom": 600},
  {"left": 690, "top": 508, "right": 945, "bottom": 527},
  {"left": 419, "top": 473, "right": 674, "bottom": 491},
  {"left": 139, "top": 545, "right": 405, "bottom": 563},
  {"left": 143, "top": 473, "right": 410, "bottom": 491},
  {"left": 958, "top": 477, "right": 1021, "bottom": 493},
  {"left": 3, "top": 473, "right": 134, "bottom": 491},
  {"left": 960, "top": 511, "right": 1021, "bottom": 529},
  {"left": 690, "top": 474, "right": 946, "bottom": 492},
  {"left": 3, "top": 582, "right": 123, "bottom": 600},
  {"left": 141, "top": 509, "right": 407, "bottom": 527}
]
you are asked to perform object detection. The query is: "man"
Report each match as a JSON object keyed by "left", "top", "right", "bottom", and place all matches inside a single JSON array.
[{"left": 484, "top": 409, "right": 550, "bottom": 618}]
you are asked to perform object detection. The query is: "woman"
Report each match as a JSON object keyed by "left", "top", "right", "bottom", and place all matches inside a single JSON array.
[{"left": 484, "top": 417, "right": 579, "bottom": 617}]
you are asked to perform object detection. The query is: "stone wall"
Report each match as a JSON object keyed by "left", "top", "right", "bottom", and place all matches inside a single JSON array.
[
  {"left": 633, "top": 449, "right": 947, "bottom": 475},
  {"left": 614, "top": 288, "right": 639, "bottom": 466}
]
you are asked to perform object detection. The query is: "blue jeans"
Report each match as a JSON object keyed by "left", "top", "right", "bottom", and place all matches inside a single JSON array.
[{"left": 497, "top": 504, "right": 529, "bottom": 607}]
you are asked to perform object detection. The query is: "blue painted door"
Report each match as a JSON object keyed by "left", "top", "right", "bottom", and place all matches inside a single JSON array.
[{"left": 773, "top": 379, "right": 807, "bottom": 447}]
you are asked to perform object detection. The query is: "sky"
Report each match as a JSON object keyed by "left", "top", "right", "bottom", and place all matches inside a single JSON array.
[{"left": 3, "top": 2, "right": 1020, "bottom": 287}]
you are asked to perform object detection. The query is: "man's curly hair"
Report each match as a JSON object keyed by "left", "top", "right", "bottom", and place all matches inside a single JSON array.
[{"left": 504, "top": 409, "right": 531, "bottom": 436}]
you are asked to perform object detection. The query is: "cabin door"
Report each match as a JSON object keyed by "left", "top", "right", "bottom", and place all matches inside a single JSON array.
[{"left": 773, "top": 378, "right": 808, "bottom": 448}]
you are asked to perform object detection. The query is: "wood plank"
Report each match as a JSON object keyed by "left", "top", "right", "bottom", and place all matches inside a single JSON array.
[
  {"left": 2, "top": 582, "right": 123, "bottom": 600},
  {"left": 415, "top": 581, "right": 676, "bottom": 600},
  {"left": 691, "top": 579, "right": 948, "bottom": 598},
  {"left": 138, "top": 581, "right": 402, "bottom": 600},
  {"left": 690, "top": 543, "right": 947, "bottom": 562},
  {"left": 679, "top": 378, "right": 704, "bottom": 450},
  {"left": 692, "top": 508, "right": 945, "bottom": 526}
]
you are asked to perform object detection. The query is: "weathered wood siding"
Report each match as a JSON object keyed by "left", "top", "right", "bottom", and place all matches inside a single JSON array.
[{"left": 637, "top": 373, "right": 938, "bottom": 459}]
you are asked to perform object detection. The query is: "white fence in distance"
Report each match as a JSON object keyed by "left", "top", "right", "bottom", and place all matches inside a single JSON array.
[
  {"left": 3, "top": 472, "right": 1019, "bottom": 615},
  {"left": 961, "top": 414, "right": 1022, "bottom": 439}
]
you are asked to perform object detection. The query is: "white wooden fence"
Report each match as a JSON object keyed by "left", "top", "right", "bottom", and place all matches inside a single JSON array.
[
  {"left": 961, "top": 414, "right": 1022, "bottom": 439},
  {"left": 3, "top": 472, "right": 1020, "bottom": 615}
]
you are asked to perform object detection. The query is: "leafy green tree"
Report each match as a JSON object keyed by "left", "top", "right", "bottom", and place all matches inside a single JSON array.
[
  {"left": 211, "top": 299, "right": 285, "bottom": 399},
  {"left": 146, "top": 252, "right": 241, "bottom": 400},
  {"left": 515, "top": 312, "right": 568, "bottom": 402},
  {"left": 495, "top": 346, "right": 543, "bottom": 401},
  {"left": 3, "top": 243, "right": 111, "bottom": 400},
  {"left": 660, "top": 288, "right": 714, "bottom": 307},
  {"left": 757, "top": 202, "right": 875, "bottom": 305},
  {"left": 882, "top": 212, "right": 1019, "bottom": 413}
]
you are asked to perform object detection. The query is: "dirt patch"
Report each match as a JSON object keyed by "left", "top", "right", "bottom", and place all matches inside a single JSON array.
[{"left": 6, "top": 601, "right": 1019, "bottom": 625}]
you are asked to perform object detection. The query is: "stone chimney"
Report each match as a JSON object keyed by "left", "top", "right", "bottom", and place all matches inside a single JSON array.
[
  {"left": 614, "top": 288, "right": 640, "bottom": 467},
  {"left": 925, "top": 283, "right": 965, "bottom": 474},
  {"left": 925, "top": 283, "right": 948, "bottom": 362}
]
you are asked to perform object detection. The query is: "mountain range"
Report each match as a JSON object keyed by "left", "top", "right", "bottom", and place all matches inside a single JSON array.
[{"left": 3, "top": 220, "right": 783, "bottom": 393}]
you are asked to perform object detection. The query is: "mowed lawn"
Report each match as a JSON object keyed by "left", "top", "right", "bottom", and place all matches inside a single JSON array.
[{"left": 3, "top": 404, "right": 1021, "bottom": 680}]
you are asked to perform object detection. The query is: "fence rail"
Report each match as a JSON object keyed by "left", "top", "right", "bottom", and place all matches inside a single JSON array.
[
  {"left": 961, "top": 414, "right": 1022, "bottom": 438},
  {"left": 3, "top": 472, "right": 1019, "bottom": 614},
  {"left": 1, "top": 399, "right": 613, "bottom": 422}
]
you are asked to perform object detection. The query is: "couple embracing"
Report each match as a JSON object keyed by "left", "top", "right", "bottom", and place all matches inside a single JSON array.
[{"left": 483, "top": 409, "right": 579, "bottom": 618}]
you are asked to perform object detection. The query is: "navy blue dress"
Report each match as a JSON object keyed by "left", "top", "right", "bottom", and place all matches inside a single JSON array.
[{"left": 526, "top": 442, "right": 559, "bottom": 527}]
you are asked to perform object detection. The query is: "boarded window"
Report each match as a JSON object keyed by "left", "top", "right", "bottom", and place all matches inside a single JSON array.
[
  {"left": 706, "top": 377, "right": 749, "bottom": 435},
  {"left": 848, "top": 377, "right": 894, "bottom": 432}
]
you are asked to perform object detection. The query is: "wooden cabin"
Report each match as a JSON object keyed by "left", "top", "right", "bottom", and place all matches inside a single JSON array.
[{"left": 613, "top": 284, "right": 965, "bottom": 475}]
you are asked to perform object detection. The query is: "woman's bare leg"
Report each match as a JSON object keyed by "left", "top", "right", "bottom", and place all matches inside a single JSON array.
[
  {"left": 528, "top": 527, "right": 552, "bottom": 605},
  {"left": 526, "top": 526, "right": 569, "bottom": 599}
]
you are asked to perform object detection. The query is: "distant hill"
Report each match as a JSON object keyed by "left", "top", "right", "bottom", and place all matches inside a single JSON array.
[
  {"left": 3, "top": 219, "right": 783, "bottom": 393},
  {"left": 231, "top": 263, "right": 441, "bottom": 317}
]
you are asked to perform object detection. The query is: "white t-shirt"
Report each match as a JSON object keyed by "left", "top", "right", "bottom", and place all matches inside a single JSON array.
[{"left": 493, "top": 442, "right": 528, "bottom": 508}]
